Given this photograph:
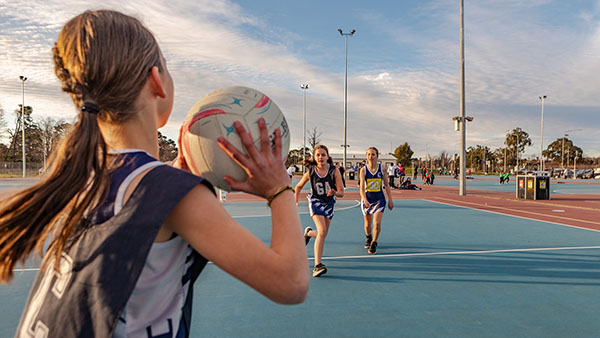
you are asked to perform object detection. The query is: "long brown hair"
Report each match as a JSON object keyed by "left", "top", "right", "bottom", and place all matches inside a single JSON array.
[
  {"left": 304, "top": 144, "right": 334, "bottom": 167},
  {"left": 0, "top": 10, "right": 163, "bottom": 282}
]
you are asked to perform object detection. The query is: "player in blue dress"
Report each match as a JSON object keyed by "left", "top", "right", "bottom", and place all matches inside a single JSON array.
[
  {"left": 294, "top": 145, "right": 344, "bottom": 277},
  {"left": 359, "top": 147, "right": 394, "bottom": 254}
]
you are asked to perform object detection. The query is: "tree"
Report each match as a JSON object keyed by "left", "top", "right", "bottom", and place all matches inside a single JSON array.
[
  {"left": 393, "top": 142, "right": 413, "bottom": 167},
  {"left": 286, "top": 146, "right": 310, "bottom": 167},
  {"left": 434, "top": 150, "right": 452, "bottom": 170},
  {"left": 0, "top": 104, "right": 7, "bottom": 142},
  {"left": 466, "top": 145, "right": 492, "bottom": 171},
  {"left": 504, "top": 127, "right": 531, "bottom": 167},
  {"left": 543, "top": 137, "right": 582, "bottom": 166},
  {"left": 7, "top": 104, "right": 36, "bottom": 162},
  {"left": 158, "top": 131, "right": 177, "bottom": 162},
  {"left": 37, "top": 117, "right": 70, "bottom": 167},
  {"left": 307, "top": 126, "right": 322, "bottom": 150}
]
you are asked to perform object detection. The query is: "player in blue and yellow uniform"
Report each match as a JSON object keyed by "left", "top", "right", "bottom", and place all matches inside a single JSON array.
[
  {"left": 295, "top": 145, "right": 344, "bottom": 277},
  {"left": 359, "top": 147, "right": 394, "bottom": 254}
]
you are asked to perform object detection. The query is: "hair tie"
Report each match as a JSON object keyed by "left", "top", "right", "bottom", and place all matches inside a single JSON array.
[{"left": 81, "top": 101, "right": 100, "bottom": 115}]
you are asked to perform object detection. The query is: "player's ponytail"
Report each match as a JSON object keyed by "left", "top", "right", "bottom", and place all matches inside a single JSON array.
[{"left": 0, "top": 10, "right": 162, "bottom": 282}]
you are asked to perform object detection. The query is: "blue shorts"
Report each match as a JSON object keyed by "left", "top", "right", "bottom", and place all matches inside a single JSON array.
[
  {"left": 361, "top": 199, "right": 386, "bottom": 215},
  {"left": 308, "top": 195, "right": 335, "bottom": 219}
]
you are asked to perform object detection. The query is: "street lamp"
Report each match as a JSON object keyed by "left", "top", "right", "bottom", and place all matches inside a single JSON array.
[
  {"left": 300, "top": 84, "right": 309, "bottom": 173},
  {"left": 19, "top": 75, "right": 27, "bottom": 178},
  {"left": 538, "top": 95, "right": 547, "bottom": 171},
  {"left": 338, "top": 28, "right": 355, "bottom": 173},
  {"left": 451, "top": 114, "right": 473, "bottom": 195}
]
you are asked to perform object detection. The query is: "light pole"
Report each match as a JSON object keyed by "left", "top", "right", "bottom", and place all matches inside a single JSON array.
[
  {"left": 538, "top": 95, "right": 547, "bottom": 171},
  {"left": 338, "top": 28, "right": 355, "bottom": 174},
  {"left": 19, "top": 76, "right": 27, "bottom": 178},
  {"left": 300, "top": 84, "right": 309, "bottom": 173},
  {"left": 561, "top": 129, "right": 582, "bottom": 169},
  {"left": 458, "top": 0, "right": 467, "bottom": 196},
  {"left": 562, "top": 133, "right": 568, "bottom": 169},
  {"left": 516, "top": 131, "right": 520, "bottom": 170}
]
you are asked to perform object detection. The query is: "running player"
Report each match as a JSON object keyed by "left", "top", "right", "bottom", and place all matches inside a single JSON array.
[
  {"left": 294, "top": 145, "right": 344, "bottom": 277},
  {"left": 0, "top": 10, "right": 308, "bottom": 337},
  {"left": 359, "top": 147, "right": 394, "bottom": 254}
]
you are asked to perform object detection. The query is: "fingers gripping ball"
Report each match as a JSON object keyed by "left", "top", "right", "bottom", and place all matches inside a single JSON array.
[{"left": 181, "top": 86, "right": 290, "bottom": 191}]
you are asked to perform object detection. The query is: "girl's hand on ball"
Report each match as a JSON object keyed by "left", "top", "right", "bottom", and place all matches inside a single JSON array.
[{"left": 218, "top": 118, "right": 288, "bottom": 199}]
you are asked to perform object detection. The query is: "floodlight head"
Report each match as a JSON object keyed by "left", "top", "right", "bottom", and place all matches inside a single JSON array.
[
  {"left": 337, "top": 28, "right": 343, "bottom": 35},
  {"left": 300, "top": 84, "right": 309, "bottom": 89},
  {"left": 465, "top": 116, "right": 473, "bottom": 122},
  {"left": 350, "top": 29, "right": 356, "bottom": 35},
  {"left": 19, "top": 76, "right": 27, "bottom": 81}
]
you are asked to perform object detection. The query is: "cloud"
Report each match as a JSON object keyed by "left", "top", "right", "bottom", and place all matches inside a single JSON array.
[{"left": 1, "top": 0, "right": 598, "bottom": 159}]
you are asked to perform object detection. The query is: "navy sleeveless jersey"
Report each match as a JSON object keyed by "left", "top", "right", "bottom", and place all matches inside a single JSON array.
[
  {"left": 15, "top": 163, "right": 214, "bottom": 338},
  {"left": 364, "top": 163, "right": 386, "bottom": 202},
  {"left": 309, "top": 163, "right": 337, "bottom": 202}
]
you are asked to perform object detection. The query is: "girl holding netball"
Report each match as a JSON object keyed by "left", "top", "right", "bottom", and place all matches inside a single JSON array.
[
  {"left": 0, "top": 10, "right": 308, "bottom": 338},
  {"left": 294, "top": 145, "right": 344, "bottom": 277},
  {"left": 360, "top": 147, "right": 394, "bottom": 254}
]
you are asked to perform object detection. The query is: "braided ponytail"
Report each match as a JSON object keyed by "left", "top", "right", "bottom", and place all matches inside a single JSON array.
[{"left": 0, "top": 10, "right": 162, "bottom": 282}]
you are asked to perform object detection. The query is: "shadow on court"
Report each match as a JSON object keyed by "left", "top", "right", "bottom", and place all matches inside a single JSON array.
[{"left": 2, "top": 198, "right": 600, "bottom": 338}]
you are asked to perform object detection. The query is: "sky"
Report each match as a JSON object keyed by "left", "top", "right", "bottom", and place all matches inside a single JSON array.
[{"left": 1, "top": 0, "right": 599, "bottom": 160}]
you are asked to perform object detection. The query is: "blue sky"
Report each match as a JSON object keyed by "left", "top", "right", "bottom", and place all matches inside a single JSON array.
[{"left": 1, "top": 0, "right": 599, "bottom": 159}]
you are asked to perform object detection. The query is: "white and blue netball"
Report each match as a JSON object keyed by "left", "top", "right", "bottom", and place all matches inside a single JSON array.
[{"left": 181, "top": 86, "right": 290, "bottom": 191}]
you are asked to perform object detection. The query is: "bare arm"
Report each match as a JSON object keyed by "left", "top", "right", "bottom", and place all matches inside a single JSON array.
[
  {"left": 166, "top": 185, "right": 307, "bottom": 304},
  {"left": 359, "top": 167, "right": 369, "bottom": 207},
  {"left": 327, "top": 167, "right": 344, "bottom": 198},
  {"left": 167, "top": 118, "right": 309, "bottom": 304},
  {"left": 382, "top": 165, "right": 394, "bottom": 210}
]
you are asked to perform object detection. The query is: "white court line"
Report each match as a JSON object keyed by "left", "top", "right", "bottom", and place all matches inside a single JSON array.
[
  {"left": 16, "top": 245, "right": 600, "bottom": 272},
  {"left": 231, "top": 200, "right": 361, "bottom": 218},
  {"left": 425, "top": 197, "right": 600, "bottom": 233},
  {"left": 313, "top": 245, "right": 600, "bottom": 261}
]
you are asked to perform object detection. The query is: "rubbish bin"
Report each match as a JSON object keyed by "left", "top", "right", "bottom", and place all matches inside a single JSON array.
[
  {"left": 348, "top": 170, "right": 355, "bottom": 180},
  {"left": 516, "top": 174, "right": 550, "bottom": 200}
]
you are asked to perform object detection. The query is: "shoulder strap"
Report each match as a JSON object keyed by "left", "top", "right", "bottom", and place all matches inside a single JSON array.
[{"left": 16, "top": 166, "right": 214, "bottom": 338}]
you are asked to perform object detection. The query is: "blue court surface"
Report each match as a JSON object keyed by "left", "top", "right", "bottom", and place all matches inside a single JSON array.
[{"left": 3, "top": 199, "right": 600, "bottom": 337}]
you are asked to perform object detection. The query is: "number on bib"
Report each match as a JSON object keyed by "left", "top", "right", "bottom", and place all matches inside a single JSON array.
[
  {"left": 20, "top": 253, "right": 73, "bottom": 338},
  {"left": 366, "top": 178, "right": 381, "bottom": 192}
]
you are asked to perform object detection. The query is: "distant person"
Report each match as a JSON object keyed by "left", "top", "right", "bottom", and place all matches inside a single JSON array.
[
  {"left": 0, "top": 9, "right": 308, "bottom": 338},
  {"left": 287, "top": 164, "right": 297, "bottom": 179},
  {"left": 295, "top": 145, "right": 344, "bottom": 277},
  {"left": 359, "top": 147, "right": 394, "bottom": 254},
  {"left": 400, "top": 177, "right": 422, "bottom": 190},
  {"left": 430, "top": 170, "right": 435, "bottom": 185},
  {"left": 398, "top": 163, "right": 406, "bottom": 185},
  {"left": 387, "top": 162, "right": 399, "bottom": 189},
  {"left": 499, "top": 171, "right": 505, "bottom": 184},
  {"left": 336, "top": 162, "right": 346, "bottom": 188},
  {"left": 357, "top": 160, "right": 366, "bottom": 187}
]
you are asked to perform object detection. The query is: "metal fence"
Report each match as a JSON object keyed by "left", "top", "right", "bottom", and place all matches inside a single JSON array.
[{"left": 0, "top": 162, "right": 44, "bottom": 176}]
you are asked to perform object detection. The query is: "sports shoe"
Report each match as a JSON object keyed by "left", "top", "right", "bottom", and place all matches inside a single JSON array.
[
  {"left": 368, "top": 241, "right": 378, "bottom": 254},
  {"left": 364, "top": 234, "right": 372, "bottom": 249},
  {"left": 312, "top": 263, "right": 327, "bottom": 277},
  {"left": 304, "top": 227, "right": 312, "bottom": 246}
]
